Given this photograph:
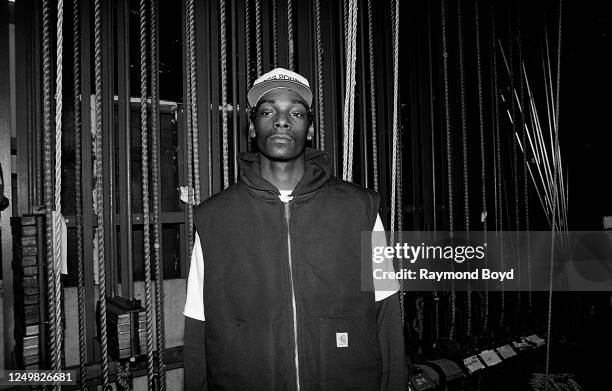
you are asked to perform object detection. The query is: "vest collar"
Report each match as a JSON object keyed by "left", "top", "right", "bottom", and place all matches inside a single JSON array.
[{"left": 237, "top": 148, "right": 332, "bottom": 199}]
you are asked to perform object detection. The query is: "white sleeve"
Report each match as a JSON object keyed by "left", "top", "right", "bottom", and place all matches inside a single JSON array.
[
  {"left": 183, "top": 232, "right": 206, "bottom": 321},
  {"left": 372, "top": 214, "right": 400, "bottom": 301}
]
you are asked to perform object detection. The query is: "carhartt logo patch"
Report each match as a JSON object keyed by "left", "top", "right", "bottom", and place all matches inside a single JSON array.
[{"left": 336, "top": 332, "right": 348, "bottom": 348}]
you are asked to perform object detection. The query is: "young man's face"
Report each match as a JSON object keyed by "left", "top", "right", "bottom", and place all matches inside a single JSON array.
[{"left": 251, "top": 88, "right": 312, "bottom": 162}]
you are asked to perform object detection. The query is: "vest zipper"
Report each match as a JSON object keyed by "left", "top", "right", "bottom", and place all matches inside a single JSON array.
[{"left": 284, "top": 201, "right": 301, "bottom": 391}]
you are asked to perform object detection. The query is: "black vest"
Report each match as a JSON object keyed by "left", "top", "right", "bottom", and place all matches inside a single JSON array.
[{"left": 194, "top": 149, "right": 382, "bottom": 391}]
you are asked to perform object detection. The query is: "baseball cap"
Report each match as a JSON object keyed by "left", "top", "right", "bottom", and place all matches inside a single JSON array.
[{"left": 247, "top": 68, "right": 313, "bottom": 108}]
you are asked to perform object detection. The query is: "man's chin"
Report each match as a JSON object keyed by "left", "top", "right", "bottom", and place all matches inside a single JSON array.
[
  {"left": 260, "top": 148, "right": 304, "bottom": 162},
  {"left": 263, "top": 153, "right": 296, "bottom": 162}
]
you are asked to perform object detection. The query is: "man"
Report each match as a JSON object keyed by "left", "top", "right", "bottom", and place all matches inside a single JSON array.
[{"left": 184, "top": 68, "right": 407, "bottom": 390}]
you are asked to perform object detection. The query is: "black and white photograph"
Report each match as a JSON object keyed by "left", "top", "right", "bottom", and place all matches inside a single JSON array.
[{"left": 0, "top": 0, "right": 611, "bottom": 390}]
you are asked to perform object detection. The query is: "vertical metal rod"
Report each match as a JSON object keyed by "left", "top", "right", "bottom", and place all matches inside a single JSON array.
[
  {"left": 210, "top": 0, "right": 222, "bottom": 194},
  {"left": 15, "top": 0, "right": 42, "bottom": 215},
  {"left": 373, "top": 0, "right": 390, "bottom": 221},
  {"left": 295, "top": 0, "right": 312, "bottom": 97},
  {"left": 101, "top": 0, "right": 116, "bottom": 296},
  {"left": 177, "top": 111, "right": 188, "bottom": 279},
  {"left": 260, "top": 0, "right": 271, "bottom": 71},
  {"left": 194, "top": 0, "right": 212, "bottom": 199},
  {"left": 116, "top": 0, "right": 134, "bottom": 300},
  {"left": 231, "top": 0, "right": 239, "bottom": 183},
  {"left": 276, "top": 0, "right": 288, "bottom": 68},
  {"left": 31, "top": 0, "right": 43, "bottom": 210},
  {"left": 0, "top": 1, "right": 13, "bottom": 366}
]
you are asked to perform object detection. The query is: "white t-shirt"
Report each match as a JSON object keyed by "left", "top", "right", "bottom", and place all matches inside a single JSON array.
[{"left": 184, "top": 191, "right": 399, "bottom": 321}]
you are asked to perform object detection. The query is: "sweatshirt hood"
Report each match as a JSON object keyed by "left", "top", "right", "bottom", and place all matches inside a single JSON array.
[{"left": 237, "top": 148, "right": 332, "bottom": 198}]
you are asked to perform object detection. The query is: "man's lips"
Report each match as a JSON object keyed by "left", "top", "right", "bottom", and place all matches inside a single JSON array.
[{"left": 268, "top": 134, "right": 294, "bottom": 142}]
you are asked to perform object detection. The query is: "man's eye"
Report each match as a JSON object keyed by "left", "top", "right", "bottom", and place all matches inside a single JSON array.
[
  {"left": 291, "top": 112, "right": 304, "bottom": 117},
  {"left": 260, "top": 110, "right": 273, "bottom": 116}
]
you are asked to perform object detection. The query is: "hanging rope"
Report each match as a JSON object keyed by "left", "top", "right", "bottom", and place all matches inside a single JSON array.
[
  {"left": 245, "top": 0, "right": 254, "bottom": 152},
  {"left": 440, "top": 0, "right": 453, "bottom": 235},
  {"left": 255, "top": 0, "right": 263, "bottom": 76},
  {"left": 150, "top": 0, "right": 166, "bottom": 388},
  {"left": 184, "top": 0, "right": 195, "bottom": 257},
  {"left": 387, "top": 0, "right": 404, "bottom": 327},
  {"left": 490, "top": 2, "right": 505, "bottom": 328},
  {"left": 287, "top": 0, "right": 294, "bottom": 70},
  {"left": 456, "top": 0, "right": 472, "bottom": 339},
  {"left": 366, "top": 0, "right": 377, "bottom": 190},
  {"left": 314, "top": 0, "right": 325, "bottom": 151},
  {"left": 474, "top": 0, "right": 489, "bottom": 334},
  {"left": 343, "top": 0, "right": 348, "bottom": 43},
  {"left": 554, "top": 0, "right": 563, "bottom": 135},
  {"left": 412, "top": 297, "right": 425, "bottom": 342},
  {"left": 508, "top": 18, "right": 523, "bottom": 327},
  {"left": 545, "top": 0, "right": 563, "bottom": 377},
  {"left": 342, "top": 0, "right": 348, "bottom": 175},
  {"left": 52, "top": 0, "right": 65, "bottom": 378},
  {"left": 272, "top": 0, "right": 278, "bottom": 66},
  {"left": 93, "top": 0, "right": 110, "bottom": 387},
  {"left": 433, "top": 294, "right": 440, "bottom": 348},
  {"left": 517, "top": 14, "right": 533, "bottom": 315},
  {"left": 42, "top": 0, "right": 58, "bottom": 377},
  {"left": 187, "top": 0, "right": 200, "bottom": 205},
  {"left": 139, "top": 0, "right": 155, "bottom": 387},
  {"left": 457, "top": 0, "right": 468, "bottom": 233},
  {"left": 342, "top": 0, "right": 358, "bottom": 182},
  {"left": 245, "top": 0, "right": 252, "bottom": 84},
  {"left": 220, "top": 0, "right": 230, "bottom": 188},
  {"left": 73, "top": 0, "right": 87, "bottom": 387},
  {"left": 440, "top": 0, "right": 456, "bottom": 341},
  {"left": 116, "top": 361, "right": 132, "bottom": 391}
]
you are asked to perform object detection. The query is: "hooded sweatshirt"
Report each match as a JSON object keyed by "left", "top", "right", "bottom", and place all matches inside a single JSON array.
[{"left": 184, "top": 149, "right": 407, "bottom": 391}]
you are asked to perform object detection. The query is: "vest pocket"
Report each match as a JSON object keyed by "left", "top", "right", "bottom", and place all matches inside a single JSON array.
[
  {"left": 319, "top": 316, "right": 382, "bottom": 391},
  {"left": 206, "top": 319, "right": 280, "bottom": 390}
]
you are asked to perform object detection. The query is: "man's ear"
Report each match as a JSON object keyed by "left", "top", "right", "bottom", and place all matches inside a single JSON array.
[
  {"left": 248, "top": 122, "right": 256, "bottom": 138},
  {"left": 307, "top": 123, "right": 314, "bottom": 140}
]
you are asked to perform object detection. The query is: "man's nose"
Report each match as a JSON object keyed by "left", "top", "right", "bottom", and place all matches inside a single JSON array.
[{"left": 273, "top": 114, "right": 290, "bottom": 129}]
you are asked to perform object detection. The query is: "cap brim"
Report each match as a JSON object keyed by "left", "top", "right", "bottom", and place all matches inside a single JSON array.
[{"left": 247, "top": 80, "right": 313, "bottom": 108}]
